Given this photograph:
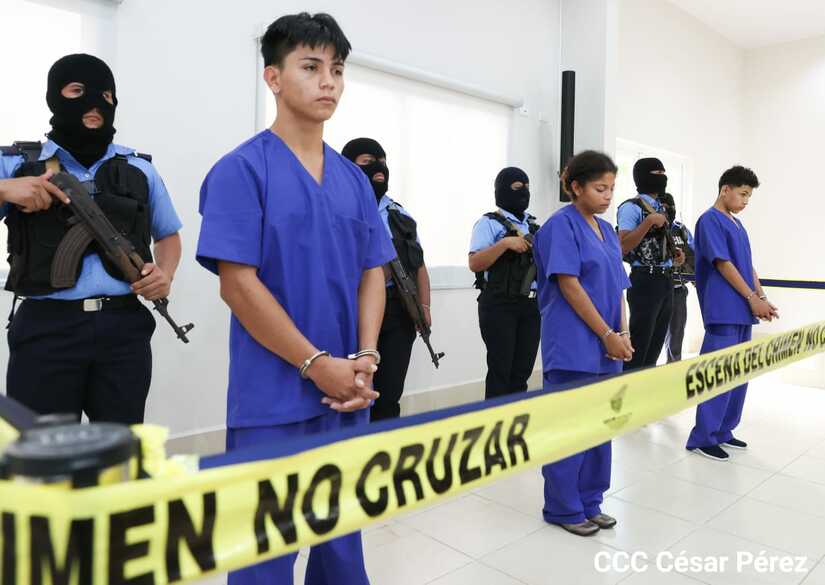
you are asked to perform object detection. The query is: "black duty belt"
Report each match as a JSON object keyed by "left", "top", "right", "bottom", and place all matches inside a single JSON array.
[
  {"left": 631, "top": 266, "right": 673, "bottom": 277},
  {"left": 22, "top": 294, "right": 142, "bottom": 312}
]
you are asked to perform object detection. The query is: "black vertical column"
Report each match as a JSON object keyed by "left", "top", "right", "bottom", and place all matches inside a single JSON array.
[{"left": 560, "top": 70, "right": 576, "bottom": 201}]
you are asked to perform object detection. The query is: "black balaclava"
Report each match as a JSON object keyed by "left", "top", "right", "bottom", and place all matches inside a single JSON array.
[
  {"left": 495, "top": 167, "right": 530, "bottom": 220},
  {"left": 659, "top": 192, "right": 676, "bottom": 223},
  {"left": 46, "top": 54, "right": 118, "bottom": 169},
  {"left": 633, "top": 157, "right": 667, "bottom": 196},
  {"left": 342, "top": 138, "right": 389, "bottom": 202}
]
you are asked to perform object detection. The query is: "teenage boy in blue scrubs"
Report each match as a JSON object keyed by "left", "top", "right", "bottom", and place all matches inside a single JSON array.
[
  {"left": 534, "top": 151, "right": 633, "bottom": 537},
  {"left": 686, "top": 166, "right": 778, "bottom": 461},
  {"left": 196, "top": 13, "right": 395, "bottom": 585}
]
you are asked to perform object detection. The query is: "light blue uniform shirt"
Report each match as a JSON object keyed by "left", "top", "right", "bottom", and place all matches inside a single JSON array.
[
  {"left": 616, "top": 193, "right": 673, "bottom": 268},
  {"left": 377, "top": 194, "right": 417, "bottom": 240},
  {"left": 0, "top": 139, "right": 182, "bottom": 299},
  {"left": 378, "top": 194, "right": 420, "bottom": 288},
  {"left": 469, "top": 208, "right": 538, "bottom": 290}
]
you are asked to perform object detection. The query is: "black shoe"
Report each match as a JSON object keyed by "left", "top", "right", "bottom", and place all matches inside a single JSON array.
[
  {"left": 723, "top": 438, "right": 748, "bottom": 450},
  {"left": 694, "top": 445, "right": 729, "bottom": 461},
  {"left": 588, "top": 513, "right": 617, "bottom": 529},
  {"left": 558, "top": 521, "right": 600, "bottom": 537}
]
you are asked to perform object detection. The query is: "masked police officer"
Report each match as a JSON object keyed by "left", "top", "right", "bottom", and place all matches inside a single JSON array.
[
  {"left": 342, "top": 137, "right": 432, "bottom": 421},
  {"left": 616, "top": 158, "right": 685, "bottom": 372},
  {"left": 0, "top": 54, "right": 183, "bottom": 424},
  {"left": 469, "top": 167, "right": 541, "bottom": 399}
]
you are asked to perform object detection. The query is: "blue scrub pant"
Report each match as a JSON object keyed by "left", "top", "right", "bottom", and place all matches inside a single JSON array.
[
  {"left": 226, "top": 410, "right": 370, "bottom": 585},
  {"left": 541, "top": 370, "right": 612, "bottom": 525},
  {"left": 686, "top": 324, "right": 752, "bottom": 450}
]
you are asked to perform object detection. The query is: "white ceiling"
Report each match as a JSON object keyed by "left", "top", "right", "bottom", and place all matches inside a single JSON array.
[{"left": 666, "top": 0, "right": 825, "bottom": 49}]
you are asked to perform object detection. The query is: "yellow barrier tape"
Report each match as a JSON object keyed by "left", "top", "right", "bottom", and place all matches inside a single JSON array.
[
  {"left": 0, "top": 419, "right": 17, "bottom": 453},
  {"left": 1, "top": 321, "right": 824, "bottom": 585}
]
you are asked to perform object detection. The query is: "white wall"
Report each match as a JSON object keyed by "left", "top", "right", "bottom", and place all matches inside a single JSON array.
[
  {"left": 741, "top": 35, "right": 825, "bottom": 386},
  {"left": 89, "top": 0, "right": 561, "bottom": 437},
  {"left": 616, "top": 0, "right": 824, "bottom": 385},
  {"left": 616, "top": 0, "right": 746, "bottom": 353},
  {"left": 561, "top": 0, "right": 618, "bottom": 159},
  {"left": 617, "top": 0, "right": 745, "bottom": 220}
]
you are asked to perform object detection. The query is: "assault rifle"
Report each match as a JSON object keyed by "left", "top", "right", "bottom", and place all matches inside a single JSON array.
[
  {"left": 635, "top": 198, "right": 680, "bottom": 263},
  {"left": 49, "top": 172, "right": 194, "bottom": 343},
  {"left": 387, "top": 258, "right": 444, "bottom": 368}
]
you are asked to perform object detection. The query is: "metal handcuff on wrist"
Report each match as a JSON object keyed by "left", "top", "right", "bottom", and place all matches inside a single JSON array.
[
  {"left": 299, "top": 349, "right": 382, "bottom": 379},
  {"left": 602, "top": 328, "right": 631, "bottom": 362}
]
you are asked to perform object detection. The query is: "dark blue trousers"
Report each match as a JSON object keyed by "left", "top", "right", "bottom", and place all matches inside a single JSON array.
[
  {"left": 541, "top": 370, "right": 612, "bottom": 525},
  {"left": 686, "top": 324, "right": 752, "bottom": 450},
  {"left": 6, "top": 297, "right": 155, "bottom": 423},
  {"left": 226, "top": 410, "right": 370, "bottom": 585}
]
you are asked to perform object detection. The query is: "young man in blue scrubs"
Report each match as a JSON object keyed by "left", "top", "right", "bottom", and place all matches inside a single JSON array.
[
  {"left": 469, "top": 167, "right": 541, "bottom": 399},
  {"left": 686, "top": 166, "right": 778, "bottom": 461},
  {"left": 0, "top": 54, "right": 183, "bottom": 424},
  {"left": 534, "top": 151, "right": 633, "bottom": 537},
  {"left": 342, "top": 137, "right": 432, "bottom": 421},
  {"left": 196, "top": 13, "right": 395, "bottom": 584}
]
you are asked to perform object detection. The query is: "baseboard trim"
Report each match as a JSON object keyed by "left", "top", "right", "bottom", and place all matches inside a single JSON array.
[
  {"left": 166, "top": 427, "right": 226, "bottom": 457},
  {"left": 400, "top": 369, "right": 543, "bottom": 415},
  {"left": 164, "top": 370, "right": 544, "bottom": 457}
]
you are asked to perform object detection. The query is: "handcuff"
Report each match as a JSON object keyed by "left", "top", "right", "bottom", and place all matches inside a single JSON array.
[{"left": 603, "top": 328, "right": 631, "bottom": 361}]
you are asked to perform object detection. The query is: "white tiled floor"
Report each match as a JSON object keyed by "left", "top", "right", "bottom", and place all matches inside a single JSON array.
[{"left": 201, "top": 377, "right": 825, "bottom": 584}]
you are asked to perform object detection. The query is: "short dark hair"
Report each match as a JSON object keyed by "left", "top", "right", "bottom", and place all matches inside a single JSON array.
[
  {"left": 718, "top": 165, "right": 759, "bottom": 192},
  {"left": 261, "top": 13, "right": 351, "bottom": 67},
  {"left": 562, "top": 150, "right": 618, "bottom": 199}
]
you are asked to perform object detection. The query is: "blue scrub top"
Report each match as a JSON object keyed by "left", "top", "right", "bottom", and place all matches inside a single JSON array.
[
  {"left": 694, "top": 207, "right": 757, "bottom": 327},
  {"left": 196, "top": 130, "right": 396, "bottom": 428},
  {"left": 469, "top": 208, "right": 538, "bottom": 290},
  {"left": 534, "top": 205, "right": 631, "bottom": 375},
  {"left": 0, "top": 140, "right": 182, "bottom": 299},
  {"left": 616, "top": 193, "right": 673, "bottom": 268}
]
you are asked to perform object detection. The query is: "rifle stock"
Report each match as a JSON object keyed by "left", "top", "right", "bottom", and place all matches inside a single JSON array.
[
  {"left": 49, "top": 172, "right": 194, "bottom": 343},
  {"left": 387, "top": 258, "right": 444, "bottom": 368}
]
